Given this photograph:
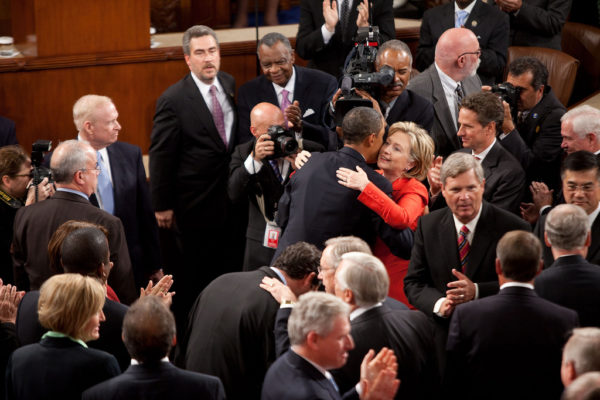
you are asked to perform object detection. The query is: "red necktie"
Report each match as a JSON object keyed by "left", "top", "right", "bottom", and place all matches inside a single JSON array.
[{"left": 458, "top": 225, "right": 470, "bottom": 273}]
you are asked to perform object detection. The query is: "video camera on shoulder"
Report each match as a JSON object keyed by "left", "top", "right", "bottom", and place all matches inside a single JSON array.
[
  {"left": 31, "top": 140, "right": 53, "bottom": 185},
  {"left": 265, "top": 125, "right": 298, "bottom": 160},
  {"left": 334, "top": 24, "right": 394, "bottom": 126},
  {"left": 491, "top": 82, "right": 521, "bottom": 124}
]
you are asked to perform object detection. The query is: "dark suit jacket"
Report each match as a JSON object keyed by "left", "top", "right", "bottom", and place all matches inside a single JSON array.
[
  {"left": 149, "top": 72, "right": 237, "bottom": 230},
  {"left": 535, "top": 255, "right": 600, "bottom": 327},
  {"left": 90, "top": 142, "right": 160, "bottom": 285},
  {"left": 446, "top": 286, "right": 579, "bottom": 400},
  {"left": 295, "top": 0, "right": 395, "bottom": 78},
  {"left": 237, "top": 66, "right": 338, "bottom": 147},
  {"left": 508, "top": 0, "right": 572, "bottom": 50},
  {"left": 15, "top": 291, "right": 130, "bottom": 371},
  {"left": 274, "top": 146, "right": 392, "bottom": 259},
  {"left": 12, "top": 190, "right": 136, "bottom": 304},
  {"left": 534, "top": 213, "right": 600, "bottom": 268},
  {"left": 0, "top": 116, "right": 17, "bottom": 147},
  {"left": 332, "top": 305, "right": 439, "bottom": 400},
  {"left": 82, "top": 361, "right": 226, "bottom": 400},
  {"left": 385, "top": 89, "right": 434, "bottom": 133},
  {"left": 261, "top": 350, "right": 359, "bottom": 400},
  {"left": 405, "top": 201, "right": 531, "bottom": 315},
  {"left": 6, "top": 336, "right": 121, "bottom": 400},
  {"left": 180, "top": 266, "right": 283, "bottom": 400},
  {"left": 415, "top": 0, "right": 509, "bottom": 85},
  {"left": 407, "top": 64, "right": 482, "bottom": 158},
  {"left": 498, "top": 88, "right": 565, "bottom": 194}
]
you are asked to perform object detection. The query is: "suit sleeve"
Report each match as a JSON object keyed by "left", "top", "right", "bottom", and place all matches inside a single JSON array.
[
  {"left": 149, "top": 94, "right": 179, "bottom": 212},
  {"left": 274, "top": 307, "right": 292, "bottom": 357},
  {"left": 415, "top": 10, "right": 434, "bottom": 72},
  {"left": 373, "top": 0, "right": 395, "bottom": 43},
  {"left": 477, "top": 12, "right": 509, "bottom": 79},
  {"left": 300, "top": 76, "right": 338, "bottom": 147},
  {"left": 228, "top": 145, "right": 253, "bottom": 204},
  {"left": 444, "top": 307, "right": 468, "bottom": 396},
  {"left": 513, "top": 0, "right": 572, "bottom": 37},
  {"left": 275, "top": 177, "right": 292, "bottom": 231},
  {"left": 295, "top": 0, "right": 327, "bottom": 61},
  {"left": 106, "top": 219, "right": 136, "bottom": 305},
  {"left": 486, "top": 164, "right": 525, "bottom": 214},
  {"left": 236, "top": 87, "right": 254, "bottom": 145}
]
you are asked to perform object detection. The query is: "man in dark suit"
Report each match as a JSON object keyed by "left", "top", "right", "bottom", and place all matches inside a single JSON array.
[
  {"left": 445, "top": 230, "right": 579, "bottom": 400},
  {"left": 274, "top": 107, "right": 391, "bottom": 259},
  {"left": 375, "top": 39, "right": 434, "bottom": 131},
  {"left": 416, "top": 0, "right": 509, "bottom": 85},
  {"left": 83, "top": 296, "right": 225, "bottom": 400},
  {"left": 295, "top": 0, "right": 395, "bottom": 78},
  {"left": 0, "top": 116, "right": 17, "bottom": 147},
  {"left": 559, "top": 105, "right": 600, "bottom": 156},
  {"left": 407, "top": 28, "right": 482, "bottom": 158},
  {"left": 262, "top": 291, "right": 400, "bottom": 400},
  {"left": 12, "top": 140, "right": 136, "bottom": 304},
  {"left": 536, "top": 204, "right": 600, "bottom": 327},
  {"left": 533, "top": 151, "right": 600, "bottom": 267},
  {"left": 72, "top": 94, "right": 161, "bottom": 288},
  {"left": 149, "top": 25, "right": 243, "bottom": 323},
  {"left": 179, "top": 242, "right": 320, "bottom": 400},
  {"left": 331, "top": 252, "right": 439, "bottom": 399},
  {"left": 561, "top": 328, "right": 600, "bottom": 389},
  {"left": 404, "top": 152, "right": 530, "bottom": 369},
  {"left": 430, "top": 92, "right": 525, "bottom": 214},
  {"left": 497, "top": 56, "right": 565, "bottom": 194},
  {"left": 237, "top": 33, "right": 337, "bottom": 148},
  {"left": 496, "top": 0, "right": 572, "bottom": 50}
]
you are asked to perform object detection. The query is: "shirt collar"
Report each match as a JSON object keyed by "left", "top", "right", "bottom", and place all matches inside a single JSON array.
[
  {"left": 349, "top": 302, "right": 383, "bottom": 321},
  {"left": 452, "top": 202, "right": 483, "bottom": 239},
  {"left": 272, "top": 67, "right": 296, "bottom": 98},
  {"left": 500, "top": 282, "right": 534, "bottom": 290},
  {"left": 56, "top": 187, "right": 89, "bottom": 200},
  {"left": 131, "top": 356, "right": 169, "bottom": 365},
  {"left": 472, "top": 138, "right": 496, "bottom": 161},
  {"left": 270, "top": 266, "right": 288, "bottom": 286},
  {"left": 42, "top": 331, "right": 88, "bottom": 348},
  {"left": 190, "top": 71, "right": 224, "bottom": 98},
  {"left": 435, "top": 62, "right": 461, "bottom": 92},
  {"left": 455, "top": 0, "right": 477, "bottom": 15},
  {"left": 291, "top": 347, "right": 335, "bottom": 379},
  {"left": 588, "top": 201, "right": 600, "bottom": 226}
]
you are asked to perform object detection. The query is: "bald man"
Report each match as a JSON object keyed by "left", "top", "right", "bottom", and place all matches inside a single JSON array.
[
  {"left": 228, "top": 103, "right": 323, "bottom": 270},
  {"left": 407, "top": 27, "right": 482, "bottom": 158}
]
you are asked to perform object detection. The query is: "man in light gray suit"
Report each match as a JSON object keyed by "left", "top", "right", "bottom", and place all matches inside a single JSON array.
[{"left": 408, "top": 27, "right": 482, "bottom": 158}]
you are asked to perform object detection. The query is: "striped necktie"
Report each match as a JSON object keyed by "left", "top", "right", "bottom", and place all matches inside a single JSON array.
[{"left": 458, "top": 225, "right": 470, "bottom": 273}]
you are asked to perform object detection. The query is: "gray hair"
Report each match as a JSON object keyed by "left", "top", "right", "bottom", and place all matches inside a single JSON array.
[
  {"left": 440, "top": 152, "right": 484, "bottom": 185},
  {"left": 257, "top": 32, "right": 292, "bottom": 54},
  {"left": 288, "top": 292, "right": 350, "bottom": 346},
  {"left": 323, "top": 236, "right": 372, "bottom": 271},
  {"left": 376, "top": 39, "right": 413, "bottom": 65},
  {"left": 562, "top": 105, "right": 600, "bottom": 145},
  {"left": 182, "top": 25, "right": 218, "bottom": 55},
  {"left": 336, "top": 252, "right": 389, "bottom": 307},
  {"left": 564, "top": 328, "right": 600, "bottom": 377},
  {"left": 73, "top": 94, "right": 113, "bottom": 132},
  {"left": 545, "top": 204, "right": 590, "bottom": 250},
  {"left": 50, "top": 140, "right": 93, "bottom": 183}
]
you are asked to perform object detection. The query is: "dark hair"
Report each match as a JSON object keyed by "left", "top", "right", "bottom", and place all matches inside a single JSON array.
[
  {"left": 342, "top": 107, "right": 383, "bottom": 145},
  {"left": 272, "top": 242, "right": 321, "bottom": 280},
  {"left": 60, "top": 226, "right": 110, "bottom": 277},
  {"left": 122, "top": 296, "right": 176, "bottom": 363},
  {"left": 496, "top": 231, "right": 541, "bottom": 282},
  {"left": 0, "top": 145, "right": 28, "bottom": 179},
  {"left": 561, "top": 151, "right": 600, "bottom": 182},
  {"left": 460, "top": 92, "right": 504, "bottom": 134},
  {"left": 508, "top": 56, "right": 548, "bottom": 90},
  {"left": 257, "top": 32, "right": 292, "bottom": 53}
]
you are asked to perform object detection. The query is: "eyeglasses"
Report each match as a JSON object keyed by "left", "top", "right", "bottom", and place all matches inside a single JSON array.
[
  {"left": 317, "top": 266, "right": 335, "bottom": 274},
  {"left": 12, "top": 171, "right": 33, "bottom": 178},
  {"left": 457, "top": 49, "right": 482, "bottom": 58},
  {"left": 565, "top": 183, "right": 598, "bottom": 193},
  {"left": 80, "top": 162, "right": 102, "bottom": 174}
]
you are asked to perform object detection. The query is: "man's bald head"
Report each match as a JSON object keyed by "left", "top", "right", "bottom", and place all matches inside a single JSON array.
[
  {"left": 435, "top": 28, "right": 480, "bottom": 81},
  {"left": 250, "top": 102, "right": 286, "bottom": 138}
]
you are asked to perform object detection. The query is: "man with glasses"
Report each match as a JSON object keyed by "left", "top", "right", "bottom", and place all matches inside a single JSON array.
[
  {"left": 237, "top": 32, "right": 337, "bottom": 149},
  {"left": 416, "top": 0, "right": 509, "bottom": 85},
  {"left": 533, "top": 151, "right": 600, "bottom": 268},
  {"left": 407, "top": 28, "right": 482, "bottom": 158},
  {"left": 12, "top": 140, "right": 136, "bottom": 303}
]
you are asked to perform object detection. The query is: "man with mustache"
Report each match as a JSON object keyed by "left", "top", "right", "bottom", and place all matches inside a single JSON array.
[
  {"left": 375, "top": 39, "right": 434, "bottom": 132},
  {"left": 407, "top": 28, "right": 482, "bottom": 158}
]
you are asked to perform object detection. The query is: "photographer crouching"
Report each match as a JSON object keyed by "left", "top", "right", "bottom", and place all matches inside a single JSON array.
[{"left": 0, "top": 145, "right": 54, "bottom": 283}]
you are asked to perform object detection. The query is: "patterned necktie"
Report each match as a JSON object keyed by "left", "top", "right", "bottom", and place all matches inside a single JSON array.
[
  {"left": 456, "top": 10, "right": 468, "bottom": 28},
  {"left": 458, "top": 225, "right": 470, "bottom": 273},
  {"left": 455, "top": 82, "right": 465, "bottom": 127},
  {"left": 96, "top": 151, "right": 114, "bottom": 215},
  {"left": 340, "top": 0, "right": 351, "bottom": 39},
  {"left": 209, "top": 85, "right": 228, "bottom": 146},
  {"left": 269, "top": 160, "right": 283, "bottom": 183},
  {"left": 280, "top": 89, "right": 291, "bottom": 126}
]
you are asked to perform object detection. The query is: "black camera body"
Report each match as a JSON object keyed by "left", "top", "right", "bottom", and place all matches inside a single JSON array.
[
  {"left": 491, "top": 82, "right": 521, "bottom": 124},
  {"left": 31, "top": 140, "right": 53, "bottom": 186},
  {"left": 335, "top": 25, "right": 394, "bottom": 126},
  {"left": 265, "top": 125, "right": 298, "bottom": 160}
]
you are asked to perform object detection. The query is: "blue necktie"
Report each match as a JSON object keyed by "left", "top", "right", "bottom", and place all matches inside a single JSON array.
[
  {"left": 96, "top": 151, "right": 115, "bottom": 214},
  {"left": 269, "top": 160, "right": 283, "bottom": 183},
  {"left": 328, "top": 376, "right": 339, "bottom": 393},
  {"left": 456, "top": 10, "right": 468, "bottom": 28}
]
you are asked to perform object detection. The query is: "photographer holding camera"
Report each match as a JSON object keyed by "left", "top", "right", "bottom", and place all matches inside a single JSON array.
[
  {"left": 0, "top": 145, "right": 54, "bottom": 284},
  {"left": 494, "top": 56, "right": 565, "bottom": 195},
  {"left": 228, "top": 103, "right": 323, "bottom": 270}
]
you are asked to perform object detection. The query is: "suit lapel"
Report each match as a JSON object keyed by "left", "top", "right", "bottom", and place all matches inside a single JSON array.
[
  {"left": 105, "top": 144, "right": 123, "bottom": 213},
  {"left": 465, "top": 1, "right": 482, "bottom": 31},
  {"left": 438, "top": 209, "right": 461, "bottom": 279},
  {"left": 430, "top": 66, "right": 461, "bottom": 150},
  {"left": 480, "top": 142, "right": 501, "bottom": 181},
  {"left": 588, "top": 215, "right": 600, "bottom": 262},
  {"left": 467, "top": 202, "right": 493, "bottom": 277}
]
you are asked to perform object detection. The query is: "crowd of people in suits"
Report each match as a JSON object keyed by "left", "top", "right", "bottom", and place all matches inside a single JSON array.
[{"left": 2, "top": 0, "right": 600, "bottom": 398}]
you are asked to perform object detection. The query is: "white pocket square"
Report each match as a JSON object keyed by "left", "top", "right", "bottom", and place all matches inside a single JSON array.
[{"left": 303, "top": 108, "right": 315, "bottom": 118}]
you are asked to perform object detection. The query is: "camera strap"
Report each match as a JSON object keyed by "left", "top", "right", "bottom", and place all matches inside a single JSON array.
[
  {"left": 0, "top": 189, "right": 22, "bottom": 209},
  {"left": 256, "top": 193, "right": 281, "bottom": 249}
]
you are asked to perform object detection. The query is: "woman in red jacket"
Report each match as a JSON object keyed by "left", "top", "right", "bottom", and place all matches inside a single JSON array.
[{"left": 336, "top": 121, "right": 434, "bottom": 307}]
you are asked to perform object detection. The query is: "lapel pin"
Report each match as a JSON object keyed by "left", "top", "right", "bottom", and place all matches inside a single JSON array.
[{"left": 471, "top": 20, "right": 478, "bottom": 27}]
